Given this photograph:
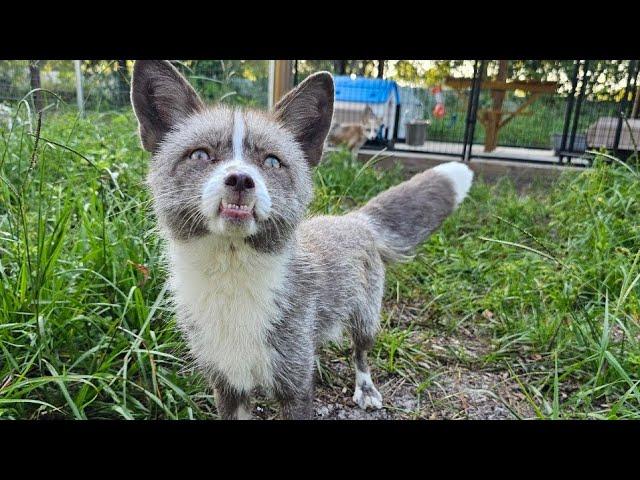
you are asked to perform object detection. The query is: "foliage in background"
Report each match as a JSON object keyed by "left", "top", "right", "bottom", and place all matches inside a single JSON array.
[
  {"left": 0, "top": 60, "right": 270, "bottom": 112},
  {"left": 424, "top": 92, "right": 622, "bottom": 148},
  {"left": 3, "top": 60, "right": 637, "bottom": 154},
  {"left": 0, "top": 104, "right": 639, "bottom": 419},
  {"left": 428, "top": 60, "right": 635, "bottom": 100},
  {"left": 175, "top": 60, "right": 269, "bottom": 108}
]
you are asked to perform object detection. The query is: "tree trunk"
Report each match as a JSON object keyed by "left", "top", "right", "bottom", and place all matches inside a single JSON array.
[
  {"left": 377, "top": 60, "right": 385, "bottom": 78},
  {"left": 338, "top": 60, "right": 347, "bottom": 75},
  {"left": 29, "top": 60, "right": 43, "bottom": 112}
]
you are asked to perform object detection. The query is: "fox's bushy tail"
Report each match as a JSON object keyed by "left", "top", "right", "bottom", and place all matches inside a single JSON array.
[{"left": 358, "top": 161, "right": 474, "bottom": 264}]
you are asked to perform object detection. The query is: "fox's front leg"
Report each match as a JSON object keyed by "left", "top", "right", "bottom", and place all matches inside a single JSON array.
[
  {"left": 215, "top": 387, "right": 251, "bottom": 420},
  {"left": 209, "top": 373, "right": 251, "bottom": 420},
  {"left": 274, "top": 366, "right": 315, "bottom": 420},
  {"left": 279, "top": 389, "right": 314, "bottom": 420}
]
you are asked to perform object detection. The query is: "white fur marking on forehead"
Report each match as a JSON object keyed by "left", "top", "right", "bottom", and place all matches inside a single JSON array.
[{"left": 233, "top": 110, "right": 245, "bottom": 162}]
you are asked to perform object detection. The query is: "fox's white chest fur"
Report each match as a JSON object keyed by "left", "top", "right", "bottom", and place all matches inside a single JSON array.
[{"left": 168, "top": 236, "right": 287, "bottom": 393}]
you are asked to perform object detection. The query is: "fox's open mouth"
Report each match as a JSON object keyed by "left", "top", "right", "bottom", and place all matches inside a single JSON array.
[{"left": 219, "top": 200, "right": 255, "bottom": 221}]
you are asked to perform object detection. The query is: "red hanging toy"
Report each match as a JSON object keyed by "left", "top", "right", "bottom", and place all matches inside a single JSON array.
[{"left": 432, "top": 85, "right": 446, "bottom": 119}]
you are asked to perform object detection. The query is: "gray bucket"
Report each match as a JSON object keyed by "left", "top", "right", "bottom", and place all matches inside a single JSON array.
[{"left": 405, "top": 120, "right": 429, "bottom": 146}]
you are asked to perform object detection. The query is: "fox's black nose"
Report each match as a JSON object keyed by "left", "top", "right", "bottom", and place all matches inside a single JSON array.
[{"left": 224, "top": 173, "right": 255, "bottom": 191}]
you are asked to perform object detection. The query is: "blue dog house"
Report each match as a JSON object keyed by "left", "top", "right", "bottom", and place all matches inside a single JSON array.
[{"left": 333, "top": 75, "right": 401, "bottom": 141}]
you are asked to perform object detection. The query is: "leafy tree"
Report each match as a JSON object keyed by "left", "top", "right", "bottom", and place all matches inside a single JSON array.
[
  {"left": 384, "top": 60, "right": 636, "bottom": 101},
  {"left": 440, "top": 60, "right": 636, "bottom": 100},
  {"left": 294, "top": 60, "right": 382, "bottom": 82}
]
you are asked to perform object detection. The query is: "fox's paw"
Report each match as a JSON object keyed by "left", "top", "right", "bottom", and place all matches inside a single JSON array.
[{"left": 353, "top": 383, "right": 383, "bottom": 410}]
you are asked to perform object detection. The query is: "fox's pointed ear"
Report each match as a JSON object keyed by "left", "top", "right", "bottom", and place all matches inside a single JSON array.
[
  {"left": 274, "top": 72, "right": 334, "bottom": 166},
  {"left": 130, "top": 60, "right": 204, "bottom": 152}
]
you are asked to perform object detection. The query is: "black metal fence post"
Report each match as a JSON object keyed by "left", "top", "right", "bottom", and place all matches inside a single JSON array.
[
  {"left": 392, "top": 103, "right": 400, "bottom": 145},
  {"left": 624, "top": 60, "right": 640, "bottom": 118},
  {"left": 568, "top": 60, "right": 590, "bottom": 157},
  {"left": 464, "top": 60, "right": 484, "bottom": 162},
  {"left": 462, "top": 60, "right": 479, "bottom": 162},
  {"left": 613, "top": 60, "right": 638, "bottom": 156},
  {"left": 559, "top": 60, "right": 581, "bottom": 164}
]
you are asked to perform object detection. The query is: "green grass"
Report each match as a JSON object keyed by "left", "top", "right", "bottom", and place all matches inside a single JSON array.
[
  {"left": 1, "top": 106, "right": 639, "bottom": 419},
  {"left": 382, "top": 157, "right": 640, "bottom": 418}
]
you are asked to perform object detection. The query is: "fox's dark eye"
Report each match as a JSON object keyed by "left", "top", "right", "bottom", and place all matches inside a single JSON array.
[
  {"left": 190, "top": 149, "right": 210, "bottom": 162},
  {"left": 263, "top": 155, "right": 281, "bottom": 168}
]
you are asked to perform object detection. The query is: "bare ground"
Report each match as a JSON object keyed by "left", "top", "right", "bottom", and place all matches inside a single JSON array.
[{"left": 252, "top": 301, "right": 537, "bottom": 420}]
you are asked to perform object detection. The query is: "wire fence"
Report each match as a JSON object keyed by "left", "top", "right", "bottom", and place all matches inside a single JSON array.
[
  {"left": 292, "top": 59, "right": 639, "bottom": 163},
  {"left": 2, "top": 59, "right": 638, "bottom": 164},
  {"left": 0, "top": 60, "right": 270, "bottom": 113}
]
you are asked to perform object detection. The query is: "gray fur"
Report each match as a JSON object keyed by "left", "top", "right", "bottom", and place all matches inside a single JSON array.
[
  {"left": 131, "top": 60, "right": 204, "bottom": 153},
  {"left": 130, "top": 61, "right": 472, "bottom": 420},
  {"left": 360, "top": 168, "right": 459, "bottom": 262},
  {"left": 209, "top": 372, "right": 250, "bottom": 420},
  {"left": 274, "top": 71, "right": 334, "bottom": 166}
]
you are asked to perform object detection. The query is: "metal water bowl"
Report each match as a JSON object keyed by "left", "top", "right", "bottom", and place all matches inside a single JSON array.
[{"left": 405, "top": 120, "right": 429, "bottom": 146}]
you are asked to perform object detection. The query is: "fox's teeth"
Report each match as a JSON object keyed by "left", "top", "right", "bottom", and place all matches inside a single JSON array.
[{"left": 222, "top": 202, "right": 252, "bottom": 211}]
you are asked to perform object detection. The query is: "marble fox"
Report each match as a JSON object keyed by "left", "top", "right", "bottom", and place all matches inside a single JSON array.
[{"left": 130, "top": 60, "right": 474, "bottom": 419}]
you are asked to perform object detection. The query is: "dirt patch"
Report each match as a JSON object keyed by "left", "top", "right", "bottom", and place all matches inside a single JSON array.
[
  {"left": 310, "top": 342, "right": 534, "bottom": 420},
  {"left": 252, "top": 301, "right": 536, "bottom": 420},
  {"left": 253, "top": 358, "right": 534, "bottom": 420}
]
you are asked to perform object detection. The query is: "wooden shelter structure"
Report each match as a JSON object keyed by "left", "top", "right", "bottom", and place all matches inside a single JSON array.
[{"left": 445, "top": 61, "right": 559, "bottom": 152}]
